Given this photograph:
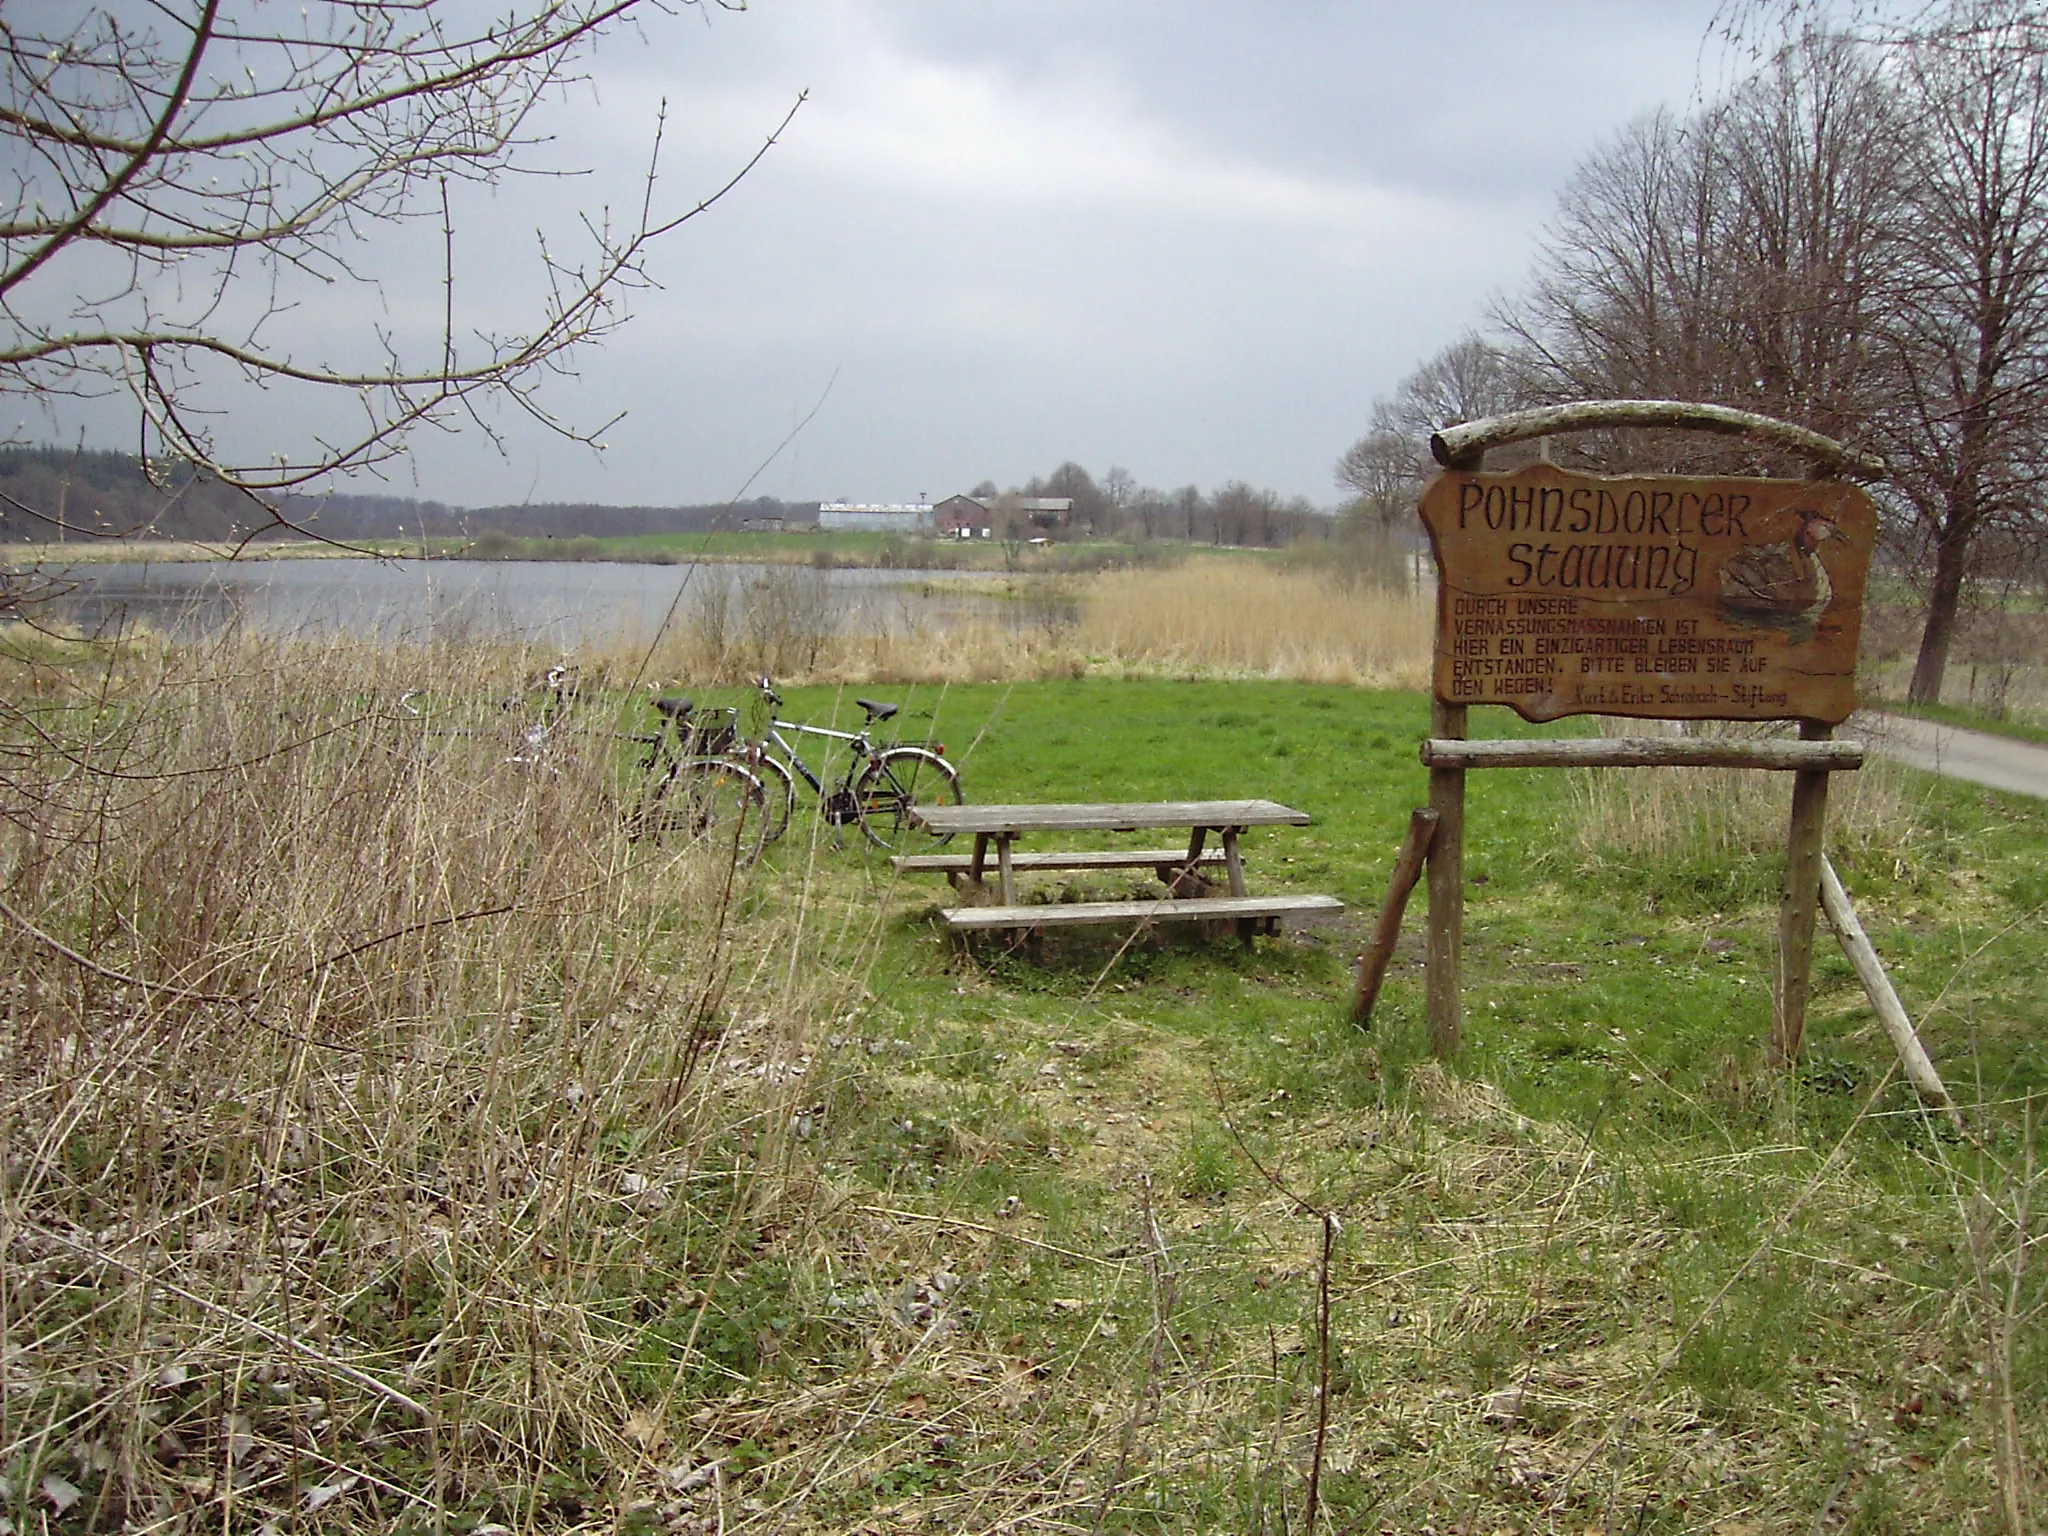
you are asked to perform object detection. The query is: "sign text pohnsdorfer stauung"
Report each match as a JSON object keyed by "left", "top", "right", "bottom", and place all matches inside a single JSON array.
[{"left": 1419, "top": 464, "right": 1876, "bottom": 724}]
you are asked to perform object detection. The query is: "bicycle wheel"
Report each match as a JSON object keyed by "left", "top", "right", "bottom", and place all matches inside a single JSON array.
[
  {"left": 744, "top": 750, "right": 797, "bottom": 844},
  {"left": 643, "top": 757, "right": 769, "bottom": 868},
  {"left": 854, "top": 747, "right": 963, "bottom": 849}
]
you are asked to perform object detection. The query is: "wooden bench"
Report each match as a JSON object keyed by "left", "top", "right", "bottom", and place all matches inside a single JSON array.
[{"left": 940, "top": 893, "right": 1344, "bottom": 935}]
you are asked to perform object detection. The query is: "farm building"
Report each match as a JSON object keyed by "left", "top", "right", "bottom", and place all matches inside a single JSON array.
[
  {"left": 817, "top": 501, "right": 932, "bottom": 533},
  {"left": 932, "top": 495, "right": 991, "bottom": 537},
  {"left": 935, "top": 494, "right": 1079, "bottom": 539},
  {"left": 1012, "top": 496, "right": 1078, "bottom": 536}
]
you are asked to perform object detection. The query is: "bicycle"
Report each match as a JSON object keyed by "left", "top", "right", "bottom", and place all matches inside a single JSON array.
[
  {"left": 624, "top": 689, "right": 772, "bottom": 867},
  {"left": 404, "top": 668, "right": 771, "bottom": 868},
  {"left": 702, "top": 677, "right": 963, "bottom": 849}
]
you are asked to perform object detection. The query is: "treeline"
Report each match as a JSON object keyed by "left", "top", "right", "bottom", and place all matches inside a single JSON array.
[
  {"left": 0, "top": 443, "right": 1339, "bottom": 553},
  {"left": 987, "top": 462, "right": 1332, "bottom": 547},
  {"left": 1340, "top": 0, "right": 2048, "bottom": 705},
  {"left": 0, "top": 446, "right": 809, "bottom": 544},
  {"left": 1, "top": 445, "right": 1339, "bottom": 553}
]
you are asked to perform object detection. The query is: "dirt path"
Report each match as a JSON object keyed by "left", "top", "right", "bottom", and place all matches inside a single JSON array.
[{"left": 1855, "top": 710, "right": 2048, "bottom": 800}]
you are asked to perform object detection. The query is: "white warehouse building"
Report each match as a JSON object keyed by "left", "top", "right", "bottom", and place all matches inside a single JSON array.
[{"left": 817, "top": 501, "right": 932, "bottom": 533}]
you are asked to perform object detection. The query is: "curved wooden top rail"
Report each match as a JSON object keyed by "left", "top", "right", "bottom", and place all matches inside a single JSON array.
[{"left": 1428, "top": 400, "right": 1888, "bottom": 481}]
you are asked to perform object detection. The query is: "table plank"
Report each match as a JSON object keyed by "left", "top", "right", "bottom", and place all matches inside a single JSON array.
[{"left": 911, "top": 799, "right": 1310, "bottom": 836}]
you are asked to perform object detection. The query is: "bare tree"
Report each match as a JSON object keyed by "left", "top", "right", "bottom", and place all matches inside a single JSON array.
[
  {"left": 1102, "top": 464, "right": 1135, "bottom": 525},
  {"left": 1126, "top": 483, "right": 1171, "bottom": 541},
  {"left": 1337, "top": 334, "right": 1521, "bottom": 517},
  {"left": 1, "top": 0, "right": 792, "bottom": 560},
  {"left": 1336, "top": 417, "right": 1411, "bottom": 508},
  {"left": 1209, "top": 480, "right": 1282, "bottom": 547},
  {"left": 1873, "top": 0, "right": 2048, "bottom": 702},
  {"left": 1499, "top": 31, "right": 1900, "bottom": 475},
  {"left": 1505, "top": 109, "right": 1711, "bottom": 408},
  {"left": 1705, "top": 0, "right": 2048, "bottom": 702},
  {"left": 1033, "top": 461, "right": 1109, "bottom": 534}
]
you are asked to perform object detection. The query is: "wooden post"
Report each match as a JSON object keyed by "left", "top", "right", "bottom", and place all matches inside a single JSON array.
[
  {"left": 1774, "top": 719, "right": 1832, "bottom": 1064},
  {"left": 1425, "top": 699, "right": 1466, "bottom": 1056},
  {"left": 1221, "top": 827, "right": 1247, "bottom": 897},
  {"left": 1819, "top": 856, "right": 1963, "bottom": 1127},
  {"left": 1353, "top": 808, "right": 1439, "bottom": 1026}
]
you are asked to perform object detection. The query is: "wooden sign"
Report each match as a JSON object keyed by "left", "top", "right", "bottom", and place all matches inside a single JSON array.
[{"left": 1419, "top": 464, "right": 1875, "bottom": 724}]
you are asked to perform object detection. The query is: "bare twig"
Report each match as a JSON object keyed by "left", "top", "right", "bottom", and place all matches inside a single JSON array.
[{"left": 1211, "top": 1069, "right": 1344, "bottom": 1534}]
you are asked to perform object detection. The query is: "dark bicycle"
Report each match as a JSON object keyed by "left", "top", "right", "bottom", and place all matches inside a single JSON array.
[
  {"left": 662, "top": 677, "right": 963, "bottom": 849},
  {"left": 403, "top": 668, "right": 772, "bottom": 867},
  {"left": 627, "top": 690, "right": 772, "bottom": 866}
]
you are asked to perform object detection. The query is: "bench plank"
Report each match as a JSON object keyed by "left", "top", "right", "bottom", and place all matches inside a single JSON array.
[
  {"left": 892, "top": 848, "right": 1228, "bottom": 875},
  {"left": 941, "top": 894, "right": 1343, "bottom": 932},
  {"left": 912, "top": 799, "right": 1310, "bottom": 837}
]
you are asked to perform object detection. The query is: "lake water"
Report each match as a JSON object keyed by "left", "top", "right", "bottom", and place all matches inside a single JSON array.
[{"left": 40, "top": 558, "right": 1014, "bottom": 646}]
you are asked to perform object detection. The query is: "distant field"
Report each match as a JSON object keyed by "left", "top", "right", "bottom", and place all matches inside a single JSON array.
[{"left": 3, "top": 536, "right": 352, "bottom": 563}]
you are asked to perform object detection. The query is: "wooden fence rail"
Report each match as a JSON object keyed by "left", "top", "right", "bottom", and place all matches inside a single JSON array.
[{"left": 1420, "top": 737, "right": 1865, "bottom": 772}]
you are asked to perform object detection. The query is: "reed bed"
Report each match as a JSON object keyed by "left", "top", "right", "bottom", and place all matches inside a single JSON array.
[
  {"left": 628, "top": 560, "right": 1434, "bottom": 688},
  {"left": 642, "top": 611, "right": 1090, "bottom": 688},
  {"left": 1079, "top": 563, "right": 1433, "bottom": 686}
]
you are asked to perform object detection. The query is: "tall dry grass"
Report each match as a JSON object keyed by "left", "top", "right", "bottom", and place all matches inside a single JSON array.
[
  {"left": 0, "top": 632, "right": 851, "bottom": 1530},
  {"left": 1563, "top": 721, "right": 1932, "bottom": 868},
  {"left": 1080, "top": 562, "right": 1433, "bottom": 686},
  {"left": 631, "top": 558, "right": 1434, "bottom": 687}
]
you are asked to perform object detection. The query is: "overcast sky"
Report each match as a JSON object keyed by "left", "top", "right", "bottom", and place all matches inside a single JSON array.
[{"left": 53, "top": 1, "right": 1744, "bottom": 511}]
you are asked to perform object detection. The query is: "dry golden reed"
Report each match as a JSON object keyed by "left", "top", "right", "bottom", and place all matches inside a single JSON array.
[
  {"left": 627, "top": 558, "right": 1435, "bottom": 687},
  {"left": 1080, "top": 561, "right": 1434, "bottom": 686},
  {"left": 1564, "top": 720, "right": 1928, "bottom": 865}
]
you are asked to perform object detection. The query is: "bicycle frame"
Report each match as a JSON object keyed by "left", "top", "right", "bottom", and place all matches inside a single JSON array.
[{"left": 759, "top": 717, "right": 872, "bottom": 799}]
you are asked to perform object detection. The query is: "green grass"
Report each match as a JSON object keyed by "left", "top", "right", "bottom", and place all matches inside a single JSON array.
[
  {"left": 590, "top": 676, "right": 2048, "bottom": 1529},
  {"left": 636, "top": 673, "right": 2048, "bottom": 1147}
]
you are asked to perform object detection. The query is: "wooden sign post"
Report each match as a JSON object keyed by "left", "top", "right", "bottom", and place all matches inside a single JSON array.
[{"left": 1399, "top": 401, "right": 1917, "bottom": 1078}]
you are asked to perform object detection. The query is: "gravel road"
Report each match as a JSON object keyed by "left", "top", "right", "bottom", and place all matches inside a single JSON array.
[{"left": 1854, "top": 711, "right": 2048, "bottom": 801}]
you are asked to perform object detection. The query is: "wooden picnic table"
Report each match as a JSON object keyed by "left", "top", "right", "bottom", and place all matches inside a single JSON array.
[{"left": 901, "top": 799, "right": 1341, "bottom": 937}]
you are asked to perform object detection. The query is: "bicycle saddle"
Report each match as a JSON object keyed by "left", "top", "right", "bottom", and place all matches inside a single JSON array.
[
  {"left": 856, "top": 698, "right": 899, "bottom": 723},
  {"left": 652, "top": 695, "right": 694, "bottom": 720}
]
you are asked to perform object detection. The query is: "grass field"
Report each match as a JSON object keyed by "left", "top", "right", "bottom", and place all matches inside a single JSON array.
[
  {"left": 3, "top": 644, "right": 2044, "bottom": 1533},
  {"left": 692, "top": 680, "right": 2044, "bottom": 1535}
]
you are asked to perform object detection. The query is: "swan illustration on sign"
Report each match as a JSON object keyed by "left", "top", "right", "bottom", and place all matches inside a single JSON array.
[{"left": 1717, "top": 505, "right": 1837, "bottom": 641}]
